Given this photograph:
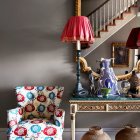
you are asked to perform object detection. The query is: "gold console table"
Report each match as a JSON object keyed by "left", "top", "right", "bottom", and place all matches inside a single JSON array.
[{"left": 69, "top": 98, "right": 140, "bottom": 140}]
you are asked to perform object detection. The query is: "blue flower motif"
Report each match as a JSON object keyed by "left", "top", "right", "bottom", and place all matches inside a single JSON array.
[
  {"left": 7, "top": 128, "right": 12, "bottom": 135},
  {"left": 15, "top": 86, "right": 23, "bottom": 89},
  {"left": 44, "top": 137, "right": 54, "bottom": 140},
  {"left": 49, "top": 92, "right": 55, "bottom": 99},
  {"left": 31, "top": 125, "right": 41, "bottom": 133},
  {"left": 19, "top": 120, "right": 28, "bottom": 124},
  {"left": 37, "top": 104, "right": 45, "bottom": 112},
  {"left": 15, "top": 137, "right": 24, "bottom": 140},
  {"left": 10, "top": 109, "right": 18, "bottom": 114},
  {"left": 26, "top": 92, "right": 34, "bottom": 100},
  {"left": 27, "top": 114, "right": 35, "bottom": 119},
  {"left": 55, "top": 120, "right": 60, "bottom": 126},
  {"left": 46, "top": 122, "right": 51, "bottom": 125},
  {"left": 37, "top": 86, "right": 44, "bottom": 91}
]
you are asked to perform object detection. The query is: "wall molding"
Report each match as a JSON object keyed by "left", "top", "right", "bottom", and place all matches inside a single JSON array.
[
  {"left": 0, "top": 128, "right": 119, "bottom": 140},
  {"left": 64, "top": 127, "right": 121, "bottom": 132},
  {"left": 0, "top": 127, "right": 121, "bottom": 132}
]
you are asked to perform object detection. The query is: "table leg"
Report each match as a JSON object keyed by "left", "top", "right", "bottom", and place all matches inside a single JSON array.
[{"left": 71, "top": 113, "right": 75, "bottom": 140}]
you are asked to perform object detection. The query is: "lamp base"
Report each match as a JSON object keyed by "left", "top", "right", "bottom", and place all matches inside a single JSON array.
[{"left": 73, "top": 82, "right": 88, "bottom": 98}]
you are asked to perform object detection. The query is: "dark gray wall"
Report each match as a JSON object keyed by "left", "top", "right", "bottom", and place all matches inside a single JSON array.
[
  {"left": 0, "top": 0, "right": 140, "bottom": 129},
  {"left": 0, "top": 0, "right": 75, "bottom": 128}
]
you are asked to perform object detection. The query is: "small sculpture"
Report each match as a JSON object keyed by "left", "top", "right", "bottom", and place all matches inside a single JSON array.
[
  {"left": 97, "top": 58, "right": 120, "bottom": 97},
  {"left": 88, "top": 70, "right": 95, "bottom": 97},
  {"left": 128, "top": 70, "right": 140, "bottom": 97}
]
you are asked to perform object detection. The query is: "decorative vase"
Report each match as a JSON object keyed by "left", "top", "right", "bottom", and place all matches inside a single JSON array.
[
  {"left": 128, "top": 71, "right": 140, "bottom": 94},
  {"left": 115, "top": 124, "right": 140, "bottom": 140},
  {"left": 81, "top": 126, "right": 111, "bottom": 140},
  {"left": 97, "top": 58, "right": 120, "bottom": 97}
]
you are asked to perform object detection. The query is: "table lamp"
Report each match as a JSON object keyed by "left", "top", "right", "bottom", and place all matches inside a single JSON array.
[{"left": 61, "top": 16, "right": 94, "bottom": 98}]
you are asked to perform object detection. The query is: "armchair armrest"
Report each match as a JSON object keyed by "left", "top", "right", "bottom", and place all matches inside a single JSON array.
[
  {"left": 7, "top": 107, "right": 24, "bottom": 128},
  {"left": 54, "top": 108, "right": 65, "bottom": 130}
]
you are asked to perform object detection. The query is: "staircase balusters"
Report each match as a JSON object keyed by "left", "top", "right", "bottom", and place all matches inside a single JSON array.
[
  {"left": 127, "top": 0, "right": 129, "bottom": 11},
  {"left": 87, "top": 0, "right": 138, "bottom": 38},
  {"left": 96, "top": 11, "right": 98, "bottom": 37},
  {"left": 107, "top": 1, "right": 110, "bottom": 24},
  {"left": 134, "top": 0, "right": 137, "bottom": 6},
  {"left": 103, "top": 4, "right": 106, "bottom": 30},
  {"left": 119, "top": 0, "right": 122, "bottom": 18},
  {"left": 115, "top": 0, "right": 118, "bottom": 18},
  {"left": 99, "top": 8, "right": 102, "bottom": 30},
  {"left": 123, "top": 0, "right": 125, "bottom": 12},
  {"left": 111, "top": 0, "right": 114, "bottom": 24}
]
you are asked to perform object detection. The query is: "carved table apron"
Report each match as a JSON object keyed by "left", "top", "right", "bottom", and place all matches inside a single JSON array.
[{"left": 69, "top": 99, "right": 140, "bottom": 140}]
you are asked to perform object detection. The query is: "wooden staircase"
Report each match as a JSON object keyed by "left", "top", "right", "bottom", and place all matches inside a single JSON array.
[{"left": 81, "top": 0, "right": 138, "bottom": 57}]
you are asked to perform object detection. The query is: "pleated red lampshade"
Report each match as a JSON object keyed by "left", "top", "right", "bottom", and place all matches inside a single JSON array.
[
  {"left": 61, "top": 16, "right": 94, "bottom": 44},
  {"left": 126, "top": 27, "right": 140, "bottom": 49}
]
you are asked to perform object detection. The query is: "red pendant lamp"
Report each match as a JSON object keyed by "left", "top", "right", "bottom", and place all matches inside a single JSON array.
[
  {"left": 61, "top": 16, "right": 94, "bottom": 98},
  {"left": 126, "top": 27, "right": 140, "bottom": 49}
]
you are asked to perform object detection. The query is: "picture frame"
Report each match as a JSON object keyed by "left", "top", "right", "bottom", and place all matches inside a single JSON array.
[{"left": 112, "top": 42, "right": 130, "bottom": 67}]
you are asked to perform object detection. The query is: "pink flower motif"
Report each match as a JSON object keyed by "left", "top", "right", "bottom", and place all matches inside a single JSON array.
[
  {"left": 31, "top": 119, "right": 43, "bottom": 124},
  {"left": 47, "top": 104, "right": 56, "bottom": 113},
  {"left": 25, "top": 104, "right": 35, "bottom": 112},
  {"left": 46, "top": 86, "right": 55, "bottom": 91},
  {"left": 18, "top": 108, "right": 23, "bottom": 115},
  {"left": 43, "top": 127, "right": 57, "bottom": 136},
  {"left": 57, "top": 91, "right": 63, "bottom": 99},
  {"left": 8, "top": 120, "right": 17, "bottom": 127},
  {"left": 37, "top": 95, "right": 46, "bottom": 102},
  {"left": 16, "top": 93, "right": 25, "bottom": 102},
  {"left": 14, "top": 127, "right": 27, "bottom": 136},
  {"left": 24, "top": 86, "right": 34, "bottom": 90},
  {"left": 55, "top": 110, "right": 63, "bottom": 117}
]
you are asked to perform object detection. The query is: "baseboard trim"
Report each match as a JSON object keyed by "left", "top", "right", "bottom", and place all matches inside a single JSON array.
[
  {"left": 0, "top": 128, "right": 119, "bottom": 140},
  {"left": 64, "top": 128, "right": 121, "bottom": 132},
  {"left": 0, "top": 128, "right": 121, "bottom": 132}
]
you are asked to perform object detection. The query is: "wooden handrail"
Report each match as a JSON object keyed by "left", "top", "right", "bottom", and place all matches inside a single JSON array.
[{"left": 87, "top": 0, "right": 110, "bottom": 17}]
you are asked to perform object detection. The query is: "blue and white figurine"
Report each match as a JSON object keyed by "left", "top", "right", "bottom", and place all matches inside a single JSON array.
[{"left": 97, "top": 58, "right": 120, "bottom": 97}]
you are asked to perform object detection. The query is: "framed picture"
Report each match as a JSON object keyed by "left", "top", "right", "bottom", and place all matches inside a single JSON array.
[{"left": 112, "top": 42, "right": 130, "bottom": 67}]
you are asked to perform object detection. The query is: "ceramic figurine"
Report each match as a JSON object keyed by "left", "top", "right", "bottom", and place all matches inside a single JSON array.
[
  {"left": 81, "top": 126, "right": 111, "bottom": 140},
  {"left": 128, "top": 70, "right": 140, "bottom": 94},
  {"left": 88, "top": 70, "right": 96, "bottom": 97},
  {"left": 97, "top": 58, "right": 120, "bottom": 97}
]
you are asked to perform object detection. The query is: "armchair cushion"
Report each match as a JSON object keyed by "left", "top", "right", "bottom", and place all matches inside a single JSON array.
[
  {"left": 16, "top": 86, "right": 64, "bottom": 120},
  {"left": 8, "top": 118, "right": 63, "bottom": 139}
]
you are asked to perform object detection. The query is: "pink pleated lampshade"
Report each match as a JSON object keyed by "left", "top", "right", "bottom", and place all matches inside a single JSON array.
[
  {"left": 126, "top": 27, "right": 140, "bottom": 49},
  {"left": 61, "top": 16, "right": 94, "bottom": 44}
]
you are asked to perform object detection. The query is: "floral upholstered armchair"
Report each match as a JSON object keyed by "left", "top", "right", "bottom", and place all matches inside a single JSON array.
[{"left": 7, "top": 86, "right": 65, "bottom": 140}]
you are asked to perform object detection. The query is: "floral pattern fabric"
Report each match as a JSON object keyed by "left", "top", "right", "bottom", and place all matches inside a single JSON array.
[
  {"left": 16, "top": 86, "right": 64, "bottom": 119},
  {"left": 7, "top": 86, "right": 65, "bottom": 140}
]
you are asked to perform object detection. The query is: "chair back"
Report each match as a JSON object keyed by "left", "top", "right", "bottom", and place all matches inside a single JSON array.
[{"left": 16, "top": 86, "right": 64, "bottom": 119}]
